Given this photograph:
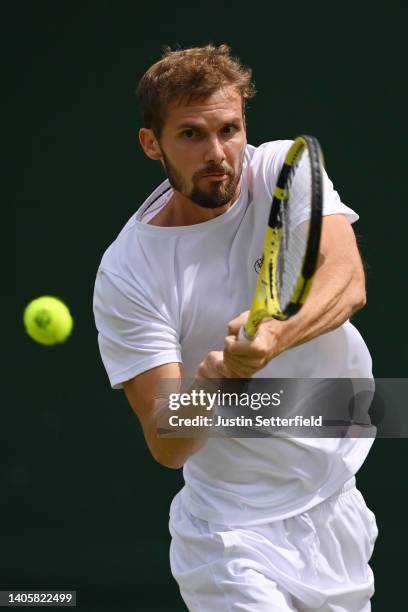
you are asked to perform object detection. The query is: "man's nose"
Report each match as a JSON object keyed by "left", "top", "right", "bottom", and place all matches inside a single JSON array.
[{"left": 204, "top": 137, "right": 225, "bottom": 165}]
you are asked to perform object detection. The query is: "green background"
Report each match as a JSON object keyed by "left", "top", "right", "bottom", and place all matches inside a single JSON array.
[{"left": 9, "top": 1, "right": 407, "bottom": 610}]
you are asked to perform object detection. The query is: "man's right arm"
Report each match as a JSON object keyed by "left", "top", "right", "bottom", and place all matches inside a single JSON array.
[{"left": 123, "top": 362, "right": 208, "bottom": 469}]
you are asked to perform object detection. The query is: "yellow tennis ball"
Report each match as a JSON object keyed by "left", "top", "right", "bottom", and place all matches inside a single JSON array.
[{"left": 23, "top": 296, "right": 73, "bottom": 346}]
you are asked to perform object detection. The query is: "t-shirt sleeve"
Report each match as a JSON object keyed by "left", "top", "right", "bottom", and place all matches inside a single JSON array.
[
  {"left": 93, "top": 267, "right": 182, "bottom": 389},
  {"left": 321, "top": 169, "right": 358, "bottom": 223},
  {"left": 262, "top": 140, "right": 359, "bottom": 224}
]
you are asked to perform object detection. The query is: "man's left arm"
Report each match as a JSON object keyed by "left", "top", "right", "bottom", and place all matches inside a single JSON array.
[
  {"left": 264, "top": 214, "right": 366, "bottom": 348},
  {"left": 198, "top": 215, "right": 366, "bottom": 379}
]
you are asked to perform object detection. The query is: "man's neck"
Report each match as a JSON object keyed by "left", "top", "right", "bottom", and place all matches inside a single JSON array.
[{"left": 148, "top": 182, "right": 242, "bottom": 227}]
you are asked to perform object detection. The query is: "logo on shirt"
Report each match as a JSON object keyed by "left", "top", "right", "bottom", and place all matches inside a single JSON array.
[{"left": 254, "top": 255, "right": 264, "bottom": 274}]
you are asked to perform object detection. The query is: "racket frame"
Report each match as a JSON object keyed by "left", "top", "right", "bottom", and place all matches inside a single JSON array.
[{"left": 241, "top": 135, "right": 324, "bottom": 340}]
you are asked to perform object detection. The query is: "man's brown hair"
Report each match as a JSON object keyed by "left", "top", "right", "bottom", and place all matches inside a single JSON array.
[{"left": 137, "top": 44, "right": 256, "bottom": 138}]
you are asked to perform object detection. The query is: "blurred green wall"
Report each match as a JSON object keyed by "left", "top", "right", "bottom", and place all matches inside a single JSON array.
[{"left": 9, "top": 1, "right": 406, "bottom": 610}]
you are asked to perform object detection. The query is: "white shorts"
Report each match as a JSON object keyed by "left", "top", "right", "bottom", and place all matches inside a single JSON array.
[{"left": 169, "top": 478, "right": 378, "bottom": 611}]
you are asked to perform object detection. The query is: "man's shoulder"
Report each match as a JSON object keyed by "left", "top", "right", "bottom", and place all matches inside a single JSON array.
[
  {"left": 98, "top": 180, "right": 171, "bottom": 277},
  {"left": 244, "top": 140, "right": 293, "bottom": 196},
  {"left": 246, "top": 139, "right": 293, "bottom": 163},
  {"left": 96, "top": 222, "right": 158, "bottom": 305},
  {"left": 98, "top": 215, "right": 137, "bottom": 275}
]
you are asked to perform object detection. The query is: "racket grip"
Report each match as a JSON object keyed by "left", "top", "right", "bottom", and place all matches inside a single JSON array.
[{"left": 238, "top": 325, "right": 254, "bottom": 341}]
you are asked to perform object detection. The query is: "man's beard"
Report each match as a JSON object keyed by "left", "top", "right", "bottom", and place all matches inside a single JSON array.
[{"left": 161, "top": 150, "right": 243, "bottom": 209}]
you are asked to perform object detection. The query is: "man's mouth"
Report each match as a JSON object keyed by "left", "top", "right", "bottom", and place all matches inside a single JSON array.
[{"left": 202, "top": 173, "right": 229, "bottom": 181}]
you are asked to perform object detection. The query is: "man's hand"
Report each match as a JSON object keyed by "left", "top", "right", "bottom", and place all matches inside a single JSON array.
[
  {"left": 222, "top": 311, "right": 283, "bottom": 377},
  {"left": 197, "top": 312, "right": 284, "bottom": 379},
  {"left": 197, "top": 350, "right": 227, "bottom": 378}
]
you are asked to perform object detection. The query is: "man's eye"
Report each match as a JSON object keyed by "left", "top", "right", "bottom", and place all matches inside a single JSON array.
[
  {"left": 222, "top": 125, "right": 236, "bottom": 135},
  {"left": 182, "top": 129, "right": 195, "bottom": 138}
]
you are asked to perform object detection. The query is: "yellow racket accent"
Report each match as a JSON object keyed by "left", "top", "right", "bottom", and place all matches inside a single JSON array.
[
  {"left": 244, "top": 226, "right": 283, "bottom": 339},
  {"left": 274, "top": 186, "right": 288, "bottom": 200},
  {"left": 289, "top": 274, "right": 306, "bottom": 303},
  {"left": 290, "top": 275, "right": 314, "bottom": 304},
  {"left": 285, "top": 136, "right": 307, "bottom": 166},
  {"left": 299, "top": 277, "right": 314, "bottom": 304}
]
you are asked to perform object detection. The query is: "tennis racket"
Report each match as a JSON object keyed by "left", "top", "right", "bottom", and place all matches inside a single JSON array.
[{"left": 240, "top": 135, "right": 324, "bottom": 340}]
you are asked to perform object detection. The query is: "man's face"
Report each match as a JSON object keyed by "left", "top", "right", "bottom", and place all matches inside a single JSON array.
[{"left": 156, "top": 87, "right": 247, "bottom": 209}]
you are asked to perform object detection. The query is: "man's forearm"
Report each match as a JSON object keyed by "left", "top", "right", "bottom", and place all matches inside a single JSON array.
[
  {"left": 150, "top": 429, "right": 207, "bottom": 470},
  {"left": 269, "top": 256, "right": 366, "bottom": 355},
  {"left": 149, "top": 377, "right": 218, "bottom": 469}
]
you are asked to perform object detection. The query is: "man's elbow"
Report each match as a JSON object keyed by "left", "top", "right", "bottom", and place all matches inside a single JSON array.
[
  {"left": 155, "top": 455, "right": 185, "bottom": 470},
  {"left": 151, "top": 446, "right": 185, "bottom": 470},
  {"left": 147, "top": 427, "right": 206, "bottom": 469},
  {"left": 350, "top": 275, "right": 367, "bottom": 315},
  {"left": 356, "top": 287, "right": 367, "bottom": 311}
]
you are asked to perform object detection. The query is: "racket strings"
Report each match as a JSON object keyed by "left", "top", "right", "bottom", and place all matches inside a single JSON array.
[{"left": 277, "top": 150, "right": 312, "bottom": 309}]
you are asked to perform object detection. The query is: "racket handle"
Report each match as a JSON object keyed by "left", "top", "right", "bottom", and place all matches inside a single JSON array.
[{"left": 238, "top": 325, "right": 254, "bottom": 341}]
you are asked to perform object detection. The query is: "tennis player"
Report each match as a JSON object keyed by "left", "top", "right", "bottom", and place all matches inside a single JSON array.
[{"left": 93, "top": 45, "right": 378, "bottom": 611}]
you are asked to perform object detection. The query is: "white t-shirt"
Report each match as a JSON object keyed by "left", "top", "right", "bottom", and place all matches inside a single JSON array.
[{"left": 93, "top": 141, "right": 374, "bottom": 525}]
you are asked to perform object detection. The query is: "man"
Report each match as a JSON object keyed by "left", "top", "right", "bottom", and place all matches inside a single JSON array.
[{"left": 93, "top": 44, "right": 378, "bottom": 611}]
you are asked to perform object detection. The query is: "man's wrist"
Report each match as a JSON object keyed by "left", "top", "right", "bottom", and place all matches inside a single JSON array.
[{"left": 263, "top": 318, "right": 289, "bottom": 360}]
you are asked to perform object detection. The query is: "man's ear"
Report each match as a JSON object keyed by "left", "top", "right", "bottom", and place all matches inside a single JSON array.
[{"left": 139, "top": 128, "right": 162, "bottom": 160}]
